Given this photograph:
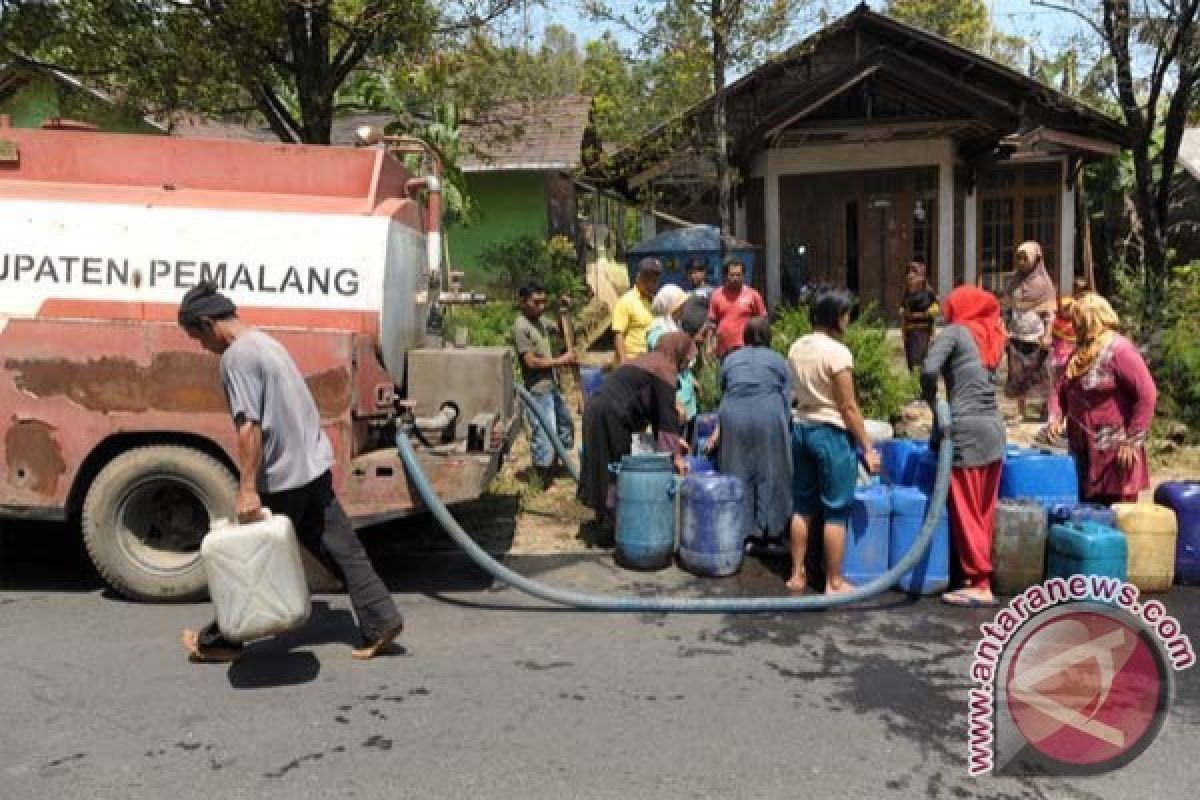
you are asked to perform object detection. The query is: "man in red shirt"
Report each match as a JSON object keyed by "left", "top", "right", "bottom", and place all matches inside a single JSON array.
[{"left": 708, "top": 259, "right": 766, "bottom": 358}]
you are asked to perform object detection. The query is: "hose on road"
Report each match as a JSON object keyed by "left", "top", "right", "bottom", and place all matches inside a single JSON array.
[{"left": 393, "top": 387, "right": 952, "bottom": 612}]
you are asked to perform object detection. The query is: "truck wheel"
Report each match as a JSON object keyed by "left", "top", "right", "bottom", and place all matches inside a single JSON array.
[{"left": 82, "top": 445, "right": 236, "bottom": 602}]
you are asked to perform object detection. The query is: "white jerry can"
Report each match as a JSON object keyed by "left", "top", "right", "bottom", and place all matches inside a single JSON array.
[{"left": 201, "top": 511, "right": 311, "bottom": 642}]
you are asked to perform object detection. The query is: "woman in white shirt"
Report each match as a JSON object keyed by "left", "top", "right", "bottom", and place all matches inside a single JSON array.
[{"left": 787, "top": 289, "right": 881, "bottom": 593}]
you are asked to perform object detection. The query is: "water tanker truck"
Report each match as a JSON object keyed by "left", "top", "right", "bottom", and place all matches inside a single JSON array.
[{"left": 0, "top": 121, "right": 515, "bottom": 601}]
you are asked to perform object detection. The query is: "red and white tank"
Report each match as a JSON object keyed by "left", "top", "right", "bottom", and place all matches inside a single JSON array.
[{"left": 0, "top": 121, "right": 441, "bottom": 382}]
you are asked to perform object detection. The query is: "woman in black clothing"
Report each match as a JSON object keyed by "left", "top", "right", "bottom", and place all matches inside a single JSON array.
[
  {"left": 901, "top": 261, "right": 939, "bottom": 371},
  {"left": 578, "top": 332, "right": 696, "bottom": 520}
]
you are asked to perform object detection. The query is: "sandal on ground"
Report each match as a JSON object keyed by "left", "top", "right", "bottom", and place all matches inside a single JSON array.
[
  {"left": 181, "top": 629, "right": 243, "bottom": 664},
  {"left": 352, "top": 619, "right": 405, "bottom": 661},
  {"left": 941, "top": 590, "right": 998, "bottom": 608}
]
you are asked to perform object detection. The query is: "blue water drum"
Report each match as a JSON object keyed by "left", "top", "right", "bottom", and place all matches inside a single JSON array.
[
  {"left": 913, "top": 449, "right": 939, "bottom": 494},
  {"left": 1046, "top": 522, "right": 1128, "bottom": 582},
  {"left": 879, "top": 440, "right": 921, "bottom": 487},
  {"left": 678, "top": 474, "right": 747, "bottom": 577},
  {"left": 692, "top": 412, "right": 719, "bottom": 453},
  {"left": 1154, "top": 481, "right": 1200, "bottom": 585},
  {"left": 614, "top": 454, "right": 677, "bottom": 570},
  {"left": 1004, "top": 445, "right": 1034, "bottom": 462},
  {"left": 686, "top": 455, "right": 717, "bottom": 474},
  {"left": 844, "top": 485, "right": 892, "bottom": 585},
  {"left": 580, "top": 366, "right": 605, "bottom": 406},
  {"left": 999, "top": 451, "right": 1078, "bottom": 510},
  {"left": 889, "top": 487, "right": 950, "bottom": 594}
]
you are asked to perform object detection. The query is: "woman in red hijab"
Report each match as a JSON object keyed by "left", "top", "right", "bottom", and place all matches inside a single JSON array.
[{"left": 921, "top": 286, "right": 1007, "bottom": 607}]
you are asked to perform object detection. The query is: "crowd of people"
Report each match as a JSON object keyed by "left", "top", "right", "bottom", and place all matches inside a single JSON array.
[{"left": 513, "top": 240, "right": 1159, "bottom": 605}]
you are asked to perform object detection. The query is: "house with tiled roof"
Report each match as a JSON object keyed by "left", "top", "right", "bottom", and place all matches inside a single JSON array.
[
  {"left": 449, "top": 94, "right": 595, "bottom": 279},
  {"left": 598, "top": 6, "right": 1129, "bottom": 314}
]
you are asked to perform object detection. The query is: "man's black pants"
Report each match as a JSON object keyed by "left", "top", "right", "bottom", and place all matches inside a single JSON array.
[{"left": 199, "top": 471, "right": 402, "bottom": 649}]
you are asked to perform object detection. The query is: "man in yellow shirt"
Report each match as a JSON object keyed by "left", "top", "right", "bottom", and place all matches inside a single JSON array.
[{"left": 612, "top": 258, "right": 660, "bottom": 363}]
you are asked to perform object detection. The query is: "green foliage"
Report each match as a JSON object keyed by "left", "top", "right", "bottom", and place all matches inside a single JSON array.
[
  {"left": 478, "top": 234, "right": 587, "bottom": 307},
  {"left": 694, "top": 358, "right": 721, "bottom": 413},
  {"left": 886, "top": 0, "right": 1026, "bottom": 67},
  {"left": 442, "top": 301, "right": 516, "bottom": 348},
  {"left": 1151, "top": 261, "right": 1200, "bottom": 431},
  {"left": 10, "top": 0, "right": 441, "bottom": 144}
]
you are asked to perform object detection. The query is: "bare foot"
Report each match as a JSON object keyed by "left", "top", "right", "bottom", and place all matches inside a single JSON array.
[
  {"left": 825, "top": 579, "right": 857, "bottom": 596},
  {"left": 785, "top": 569, "right": 808, "bottom": 593}
]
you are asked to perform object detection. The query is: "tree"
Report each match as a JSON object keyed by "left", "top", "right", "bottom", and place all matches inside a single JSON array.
[
  {"left": 585, "top": 0, "right": 804, "bottom": 244},
  {"left": 6, "top": 0, "right": 519, "bottom": 145},
  {"left": 886, "top": 0, "right": 1027, "bottom": 67},
  {"left": 1033, "top": 0, "right": 1200, "bottom": 325},
  {"left": 580, "top": 35, "right": 635, "bottom": 146}
]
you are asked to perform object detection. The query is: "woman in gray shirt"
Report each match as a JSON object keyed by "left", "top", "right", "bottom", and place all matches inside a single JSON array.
[{"left": 921, "top": 286, "right": 1007, "bottom": 607}]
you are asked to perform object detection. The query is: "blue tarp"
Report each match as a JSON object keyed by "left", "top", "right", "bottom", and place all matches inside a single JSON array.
[{"left": 625, "top": 225, "right": 758, "bottom": 290}]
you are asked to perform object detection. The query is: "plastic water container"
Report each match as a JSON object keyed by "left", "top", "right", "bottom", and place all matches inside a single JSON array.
[
  {"left": 580, "top": 366, "right": 604, "bottom": 405},
  {"left": 201, "top": 511, "right": 311, "bottom": 643},
  {"left": 992, "top": 500, "right": 1048, "bottom": 595},
  {"left": 1112, "top": 503, "right": 1178, "bottom": 593},
  {"left": 1000, "top": 450, "right": 1078, "bottom": 510},
  {"left": 613, "top": 454, "right": 677, "bottom": 570},
  {"left": 1048, "top": 502, "right": 1116, "bottom": 528},
  {"left": 889, "top": 487, "right": 950, "bottom": 594},
  {"left": 686, "top": 456, "right": 717, "bottom": 474},
  {"left": 864, "top": 419, "right": 894, "bottom": 442},
  {"left": 678, "top": 474, "right": 746, "bottom": 577},
  {"left": 913, "top": 449, "right": 939, "bottom": 494},
  {"left": 843, "top": 485, "right": 892, "bottom": 585},
  {"left": 1154, "top": 481, "right": 1200, "bottom": 585},
  {"left": 1047, "top": 521, "right": 1127, "bottom": 582},
  {"left": 692, "top": 412, "right": 719, "bottom": 453},
  {"left": 901, "top": 441, "right": 930, "bottom": 486},
  {"left": 879, "top": 440, "right": 922, "bottom": 487}
]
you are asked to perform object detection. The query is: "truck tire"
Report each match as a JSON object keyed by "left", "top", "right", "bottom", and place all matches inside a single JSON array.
[{"left": 82, "top": 445, "right": 236, "bottom": 602}]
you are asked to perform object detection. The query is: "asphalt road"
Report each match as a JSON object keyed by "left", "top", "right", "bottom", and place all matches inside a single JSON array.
[{"left": 2, "top": 523, "right": 1198, "bottom": 800}]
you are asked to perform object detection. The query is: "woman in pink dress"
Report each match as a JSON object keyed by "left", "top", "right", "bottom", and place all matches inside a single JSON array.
[{"left": 1046, "top": 294, "right": 1157, "bottom": 504}]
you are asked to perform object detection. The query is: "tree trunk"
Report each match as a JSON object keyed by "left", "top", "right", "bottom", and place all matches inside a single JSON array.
[
  {"left": 711, "top": 0, "right": 731, "bottom": 263},
  {"left": 285, "top": 2, "right": 335, "bottom": 144}
]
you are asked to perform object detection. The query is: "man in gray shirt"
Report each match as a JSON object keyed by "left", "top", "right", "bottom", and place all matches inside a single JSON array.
[
  {"left": 512, "top": 279, "right": 577, "bottom": 485},
  {"left": 177, "top": 282, "right": 403, "bottom": 663}
]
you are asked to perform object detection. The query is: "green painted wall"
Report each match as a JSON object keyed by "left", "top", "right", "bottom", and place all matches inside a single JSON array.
[
  {"left": 448, "top": 170, "right": 547, "bottom": 284},
  {"left": 1, "top": 72, "right": 159, "bottom": 134}
]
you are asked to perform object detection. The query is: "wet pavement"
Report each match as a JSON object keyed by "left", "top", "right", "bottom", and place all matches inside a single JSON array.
[{"left": 1, "top": 523, "right": 1199, "bottom": 799}]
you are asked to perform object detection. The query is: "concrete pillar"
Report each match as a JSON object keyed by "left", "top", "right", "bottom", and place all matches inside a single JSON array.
[
  {"left": 764, "top": 158, "right": 781, "bottom": 308},
  {"left": 937, "top": 150, "right": 955, "bottom": 297},
  {"left": 1059, "top": 158, "right": 1076, "bottom": 295},
  {"left": 963, "top": 188, "right": 978, "bottom": 287}
]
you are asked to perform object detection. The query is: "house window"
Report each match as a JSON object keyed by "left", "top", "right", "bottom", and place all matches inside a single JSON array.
[
  {"left": 976, "top": 163, "right": 1062, "bottom": 293},
  {"left": 1022, "top": 194, "right": 1057, "bottom": 271},
  {"left": 980, "top": 196, "right": 1014, "bottom": 289}
]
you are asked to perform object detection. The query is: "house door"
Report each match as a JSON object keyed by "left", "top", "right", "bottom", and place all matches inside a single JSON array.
[{"left": 861, "top": 197, "right": 893, "bottom": 313}]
